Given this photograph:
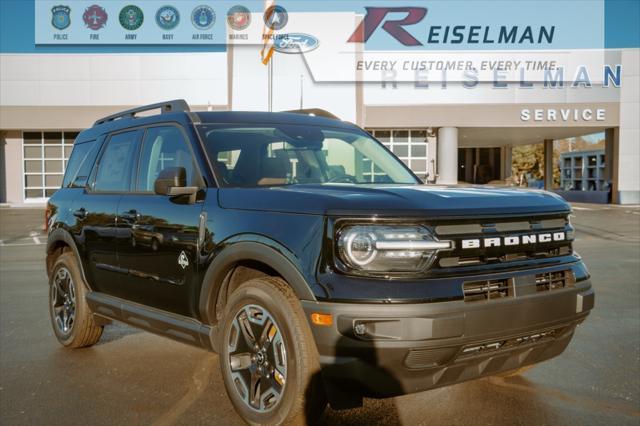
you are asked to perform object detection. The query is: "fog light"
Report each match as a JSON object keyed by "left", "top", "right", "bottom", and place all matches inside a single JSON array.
[{"left": 354, "top": 323, "right": 367, "bottom": 336}]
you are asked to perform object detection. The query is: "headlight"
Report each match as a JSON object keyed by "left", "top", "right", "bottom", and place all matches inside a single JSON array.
[{"left": 336, "top": 225, "right": 453, "bottom": 274}]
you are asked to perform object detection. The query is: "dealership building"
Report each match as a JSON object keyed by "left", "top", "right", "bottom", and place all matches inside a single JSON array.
[{"left": 1, "top": 1, "right": 639, "bottom": 205}]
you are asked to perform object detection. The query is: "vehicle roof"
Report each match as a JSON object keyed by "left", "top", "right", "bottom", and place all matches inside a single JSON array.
[
  {"left": 195, "top": 111, "right": 357, "bottom": 129},
  {"left": 75, "top": 110, "right": 359, "bottom": 144}
]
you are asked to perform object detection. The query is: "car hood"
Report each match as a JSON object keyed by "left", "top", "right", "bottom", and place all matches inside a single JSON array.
[{"left": 218, "top": 184, "right": 570, "bottom": 217}]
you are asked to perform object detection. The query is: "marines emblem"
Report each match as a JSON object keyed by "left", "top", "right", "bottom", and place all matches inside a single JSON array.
[{"left": 227, "top": 5, "right": 251, "bottom": 31}]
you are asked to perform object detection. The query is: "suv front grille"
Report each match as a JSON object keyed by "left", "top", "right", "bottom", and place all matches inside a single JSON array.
[
  {"left": 440, "top": 246, "right": 572, "bottom": 268},
  {"left": 463, "top": 270, "right": 574, "bottom": 303},
  {"left": 463, "top": 278, "right": 514, "bottom": 302},
  {"left": 434, "top": 215, "right": 573, "bottom": 269},
  {"left": 536, "top": 270, "right": 574, "bottom": 291},
  {"left": 459, "top": 328, "right": 561, "bottom": 358}
]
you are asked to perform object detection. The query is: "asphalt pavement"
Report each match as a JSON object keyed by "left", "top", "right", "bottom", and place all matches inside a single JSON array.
[{"left": 0, "top": 204, "right": 639, "bottom": 425}]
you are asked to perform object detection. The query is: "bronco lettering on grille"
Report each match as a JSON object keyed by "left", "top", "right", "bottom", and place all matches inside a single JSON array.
[{"left": 461, "top": 232, "right": 566, "bottom": 249}]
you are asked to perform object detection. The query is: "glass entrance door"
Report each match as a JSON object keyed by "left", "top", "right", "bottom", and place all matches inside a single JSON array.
[{"left": 458, "top": 148, "right": 502, "bottom": 184}]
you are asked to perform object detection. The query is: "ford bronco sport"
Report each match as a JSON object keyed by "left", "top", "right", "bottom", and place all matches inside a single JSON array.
[{"left": 46, "top": 100, "right": 594, "bottom": 425}]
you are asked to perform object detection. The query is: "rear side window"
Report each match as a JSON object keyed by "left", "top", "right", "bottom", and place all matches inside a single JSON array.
[
  {"left": 62, "top": 141, "right": 101, "bottom": 188},
  {"left": 93, "top": 131, "right": 140, "bottom": 192}
]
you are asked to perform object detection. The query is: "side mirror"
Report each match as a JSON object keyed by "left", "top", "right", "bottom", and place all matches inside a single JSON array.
[
  {"left": 154, "top": 167, "right": 198, "bottom": 202},
  {"left": 154, "top": 167, "right": 186, "bottom": 195}
]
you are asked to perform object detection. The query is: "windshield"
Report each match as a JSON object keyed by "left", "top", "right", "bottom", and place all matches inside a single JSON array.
[{"left": 197, "top": 124, "right": 419, "bottom": 187}]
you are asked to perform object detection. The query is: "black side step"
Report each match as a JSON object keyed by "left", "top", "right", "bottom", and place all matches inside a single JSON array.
[{"left": 86, "top": 292, "right": 218, "bottom": 352}]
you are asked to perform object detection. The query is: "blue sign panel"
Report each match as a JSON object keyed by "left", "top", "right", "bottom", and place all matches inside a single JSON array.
[
  {"left": 35, "top": 1, "right": 230, "bottom": 44},
  {"left": 34, "top": 0, "right": 608, "bottom": 50}
]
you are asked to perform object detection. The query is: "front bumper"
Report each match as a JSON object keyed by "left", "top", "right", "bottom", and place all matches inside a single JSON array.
[{"left": 302, "top": 271, "right": 594, "bottom": 400}]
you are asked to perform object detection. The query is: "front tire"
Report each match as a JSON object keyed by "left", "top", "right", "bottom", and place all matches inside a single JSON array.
[
  {"left": 219, "top": 277, "right": 326, "bottom": 425},
  {"left": 49, "top": 252, "right": 103, "bottom": 348}
]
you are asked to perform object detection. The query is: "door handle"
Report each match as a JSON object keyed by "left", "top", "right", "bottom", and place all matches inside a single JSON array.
[
  {"left": 121, "top": 209, "right": 140, "bottom": 222},
  {"left": 73, "top": 208, "right": 87, "bottom": 219}
]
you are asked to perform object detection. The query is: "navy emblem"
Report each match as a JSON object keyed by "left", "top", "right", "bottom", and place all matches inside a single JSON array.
[
  {"left": 263, "top": 5, "right": 288, "bottom": 31},
  {"left": 156, "top": 5, "right": 180, "bottom": 30},
  {"left": 227, "top": 5, "right": 251, "bottom": 31},
  {"left": 191, "top": 5, "right": 215, "bottom": 30},
  {"left": 51, "top": 5, "right": 71, "bottom": 30},
  {"left": 274, "top": 33, "right": 319, "bottom": 54},
  {"left": 119, "top": 5, "right": 144, "bottom": 31}
]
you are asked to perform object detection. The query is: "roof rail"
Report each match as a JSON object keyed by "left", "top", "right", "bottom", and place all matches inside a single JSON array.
[
  {"left": 94, "top": 99, "right": 190, "bottom": 126},
  {"left": 284, "top": 108, "right": 340, "bottom": 120}
]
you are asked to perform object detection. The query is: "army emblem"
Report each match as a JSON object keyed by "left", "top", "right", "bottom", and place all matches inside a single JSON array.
[
  {"left": 51, "top": 5, "right": 71, "bottom": 30},
  {"left": 119, "top": 5, "right": 144, "bottom": 31},
  {"left": 156, "top": 5, "right": 180, "bottom": 30},
  {"left": 82, "top": 5, "right": 108, "bottom": 30},
  {"left": 191, "top": 5, "right": 215, "bottom": 30}
]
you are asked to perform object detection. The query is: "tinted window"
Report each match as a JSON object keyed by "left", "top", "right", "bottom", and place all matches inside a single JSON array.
[
  {"left": 137, "top": 126, "right": 198, "bottom": 192},
  {"left": 93, "top": 131, "right": 139, "bottom": 192},
  {"left": 197, "top": 125, "right": 418, "bottom": 187},
  {"left": 62, "top": 141, "right": 100, "bottom": 188}
]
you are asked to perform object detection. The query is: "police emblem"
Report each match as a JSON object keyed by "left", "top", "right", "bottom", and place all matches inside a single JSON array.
[
  {"left": 191, "top": 5, "right": 215, "bottom": 30},
  {"left": 51, "top": 5, "right": 71, "bottom": 30},
  {"left": 226, "top": 5, "right": 251, "bottom": 31},
  {"left": 119, "top": 5, "right": 144, "bottom": 31},
  {"left": 156, "top": 5, "right": 180, "bottom": 30},
  {"left": 83, "top": 5, "right": 108, "bottom": 31}
]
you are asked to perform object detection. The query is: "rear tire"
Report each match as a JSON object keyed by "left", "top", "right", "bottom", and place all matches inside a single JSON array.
[
  {"left": 49, "top": 252, "right": 103, "bottom": 348},
  {"left": 219, "top": 277, "right": 326, "bottom": 425}
]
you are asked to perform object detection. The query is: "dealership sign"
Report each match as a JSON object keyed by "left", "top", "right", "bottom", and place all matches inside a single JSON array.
[
  {"left": 520, "top": 108, "right": 607, "bottom": 123},
  {"left": 34, "top": 0, "right": 607, "bottom": 84},
  {"left": 348, "top": 7, "right": 557, "bottom": 47}
]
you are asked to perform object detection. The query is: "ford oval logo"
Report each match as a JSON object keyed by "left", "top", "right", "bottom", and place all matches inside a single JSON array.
[{"left": 273, "top": 33, "right": 319, "bottom": 54}]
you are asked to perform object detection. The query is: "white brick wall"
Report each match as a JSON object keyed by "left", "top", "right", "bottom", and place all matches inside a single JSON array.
[{"left": 0, "top": 52, "right": 228, "bottom": 107}]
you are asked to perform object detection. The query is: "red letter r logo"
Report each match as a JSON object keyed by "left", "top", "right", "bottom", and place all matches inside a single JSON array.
[{"left": 348, "top": 7, "right": 428, "bottom": 46}]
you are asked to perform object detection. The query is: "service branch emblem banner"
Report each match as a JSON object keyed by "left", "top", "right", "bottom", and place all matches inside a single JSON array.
[{"left": 34, "top": 0, "right": 606, "bottom": 84}]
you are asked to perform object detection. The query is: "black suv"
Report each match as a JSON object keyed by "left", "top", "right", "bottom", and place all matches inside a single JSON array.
[{"left": 46, "top": 100, "right": 594, "bottom": 425}]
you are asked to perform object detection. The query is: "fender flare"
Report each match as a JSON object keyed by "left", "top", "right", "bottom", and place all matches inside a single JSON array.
[
  {"left": 46, "top": 228, "right": 91, "bottom": 289},
  {"left": 198, "top": 239, "right": 318, "bottom": 325}
]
